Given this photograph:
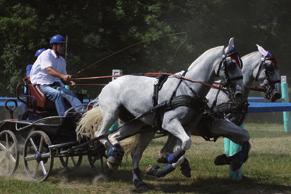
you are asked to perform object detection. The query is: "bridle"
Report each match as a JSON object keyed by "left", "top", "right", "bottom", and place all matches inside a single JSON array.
[
  {"left": 214, "top": 50, "right": 244, "bottom": 102},
  {"left": 215, "top": 50, "right": 243, "bottom": 88},
  {"left": 254, "top": 55, "right": 280, "bottom": 99},
  {"left": 209, "top": 50, "right": 244, "bottom": 111},
  {"left": 255, "top": 56, "right": 280, "bottom": 84}
]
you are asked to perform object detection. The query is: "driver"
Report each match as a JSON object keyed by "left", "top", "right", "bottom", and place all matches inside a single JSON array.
[{"left": 30, "top": 34, "right": 82, "bottom": 116}]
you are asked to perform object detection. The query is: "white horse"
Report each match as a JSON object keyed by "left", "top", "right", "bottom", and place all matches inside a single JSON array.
[
  {"left": 76, "top": 37, "right": 244, "bottom": 191},
  {"left": 156, "top": 44, "right": 281, "bottom": 176}
]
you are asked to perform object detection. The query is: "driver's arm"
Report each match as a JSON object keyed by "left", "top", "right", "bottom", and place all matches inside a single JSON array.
[{"left": 46, "top": 67, "right": 71, "bottom": 82}]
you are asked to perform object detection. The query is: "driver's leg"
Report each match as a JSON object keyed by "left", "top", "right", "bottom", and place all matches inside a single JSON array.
[
  {"left": 39, "top": 85, "right": 66, "bottom": 116},
  {"left": 58, "top": 86, "right": 83, "bottom": 112}
]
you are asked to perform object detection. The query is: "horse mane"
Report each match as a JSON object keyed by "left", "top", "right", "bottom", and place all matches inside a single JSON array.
[
  {"left": 242, "top": 51, "right": 259, "bottom": 59},
  {"left": 187, "top": 46, "right": 224, "bottom": 70}
]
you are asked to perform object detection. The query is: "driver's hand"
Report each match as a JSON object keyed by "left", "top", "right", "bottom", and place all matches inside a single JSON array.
[{"left": 62, "top": 74, "right": 72, "bottom": 82}]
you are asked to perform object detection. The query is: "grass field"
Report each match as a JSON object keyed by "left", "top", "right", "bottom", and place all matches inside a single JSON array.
[{"left": 1, "top": 122, "right": 291, "bottom": 194}]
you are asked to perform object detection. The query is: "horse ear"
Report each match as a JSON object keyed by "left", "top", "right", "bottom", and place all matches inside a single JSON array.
[
  {"left": 225, "top": 37, "right": 235, "bottom": 53},
  {"left": 256, "top": 44, "right": 268, "bottom": 57}
]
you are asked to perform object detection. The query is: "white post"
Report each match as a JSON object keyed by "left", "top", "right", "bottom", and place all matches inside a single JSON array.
[{"left": 112, "top": 69, "right": 123, "bottom": 81}]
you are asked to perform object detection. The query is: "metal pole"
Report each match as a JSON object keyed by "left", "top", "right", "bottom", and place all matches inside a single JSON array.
[
  {"left": 228, "top": 139, "right": 242, "bottom": 180},
  {"left": 65, "top": 35, "right": 68, "bottom": 60},
  {"left": 281, "top": 75, "right": 290, "bottom": 133},
  {"left": 223, "top": 125, "right": 243, "bottom": 180}
]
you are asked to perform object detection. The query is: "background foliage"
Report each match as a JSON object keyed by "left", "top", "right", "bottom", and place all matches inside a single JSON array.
[{"left": 0, "top": 0, "right": 290, "bottom": 95}]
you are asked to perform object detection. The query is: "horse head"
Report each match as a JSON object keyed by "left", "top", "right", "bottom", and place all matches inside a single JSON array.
[
  {"left": 215, "top": 37, "right": 244, "bottom": 101},
  {"left": 254, "top": 44, "right": 281, "bottom": 101}
]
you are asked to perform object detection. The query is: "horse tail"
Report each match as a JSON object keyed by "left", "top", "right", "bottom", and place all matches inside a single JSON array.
[
  {"left": 76, "top": 106, "right": 104, "bottom": 141},
  {"left": 120, "top": 134, "right": 141, "bottom": 155}
]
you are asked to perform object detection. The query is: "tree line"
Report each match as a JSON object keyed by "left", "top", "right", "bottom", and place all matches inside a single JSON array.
[{"left": 0, "top": 0, "right": 290, "bottom": 95}]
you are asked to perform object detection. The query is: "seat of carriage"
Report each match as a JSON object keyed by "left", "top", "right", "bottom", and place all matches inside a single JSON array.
[
  {"left": 22, "top": 77, "right": 58, "bottom": 118},
  {"left": 16, "top": 77, "right": 85, "bottom": 135}
]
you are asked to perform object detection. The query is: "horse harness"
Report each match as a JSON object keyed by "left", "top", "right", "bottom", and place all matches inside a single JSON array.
[
  {"left": 151, "top": 49, "right": 245, "bottom": 136},
  {"left": 152, "top": 71, "right": 208, "bottom": 130}
]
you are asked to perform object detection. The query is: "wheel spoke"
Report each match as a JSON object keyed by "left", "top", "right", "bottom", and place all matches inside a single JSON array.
[
  {"left": 29, "top": 138, "right": 38, "bottom": 152},
  {"left": 33, "top": 162, "right": 40, "bottom": 178},
  {"left": 39, "top": 161, "right": 47, "bottom": 176},
  {"left": 39, "top": 136, "right": 44, "bottom": 152},
  {"left": 8, "top": 153, "right": 16, "bottom": 163},
  {"left": 0, "top": 142, "right": 7, "bottom": 152},
  {"left": 40, "top": 152, "right": 50, "bottom": 159},
  {"left": 65, "top": 157, "right": 69, "bottom": 166},
  {"left": 71, "top": 157, "right": 77, "bottom": 166},
  {"left": 5, "top": 133, "right": 8, "bottom": 147},
  {"left": 24, "top": 154, "right": 36, "bottom": 161},
  {"left": 8, "top": 143, "right": 15, "bottom": 152}
]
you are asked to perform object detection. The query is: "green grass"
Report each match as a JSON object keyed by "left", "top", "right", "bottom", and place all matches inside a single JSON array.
[{"left": 1, "top": 122, "right": 291, "bottom": 194}]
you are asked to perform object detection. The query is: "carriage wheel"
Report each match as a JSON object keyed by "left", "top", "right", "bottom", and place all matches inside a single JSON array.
[
  {"left": 59, "top": 154, "right": 83, "bottom": 168},
  {"left": 0, "top": 130, "right": 19, "bottom": 176},
  {"left": 23, "top": 131, "right": 54, "bottom": 181},
  {"left": 88, "top": 153, "right": 104, "bottom": 169}
]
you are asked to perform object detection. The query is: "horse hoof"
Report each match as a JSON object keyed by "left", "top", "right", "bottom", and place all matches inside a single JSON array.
[
  {"left": 214, "top": 154, "right": 231, "bottom": 165},
  {"left": 157, "top": 156, "right": 167, "bottom": 164},
  {"left": 230, "top": 155, "right": 243, "bottom": 171},
  {"left": 145, "top": 165, "right": 160, "bottom": 176},
  {"left": 106, "top": 158, "right": 119, "bottom": 170},
  {"left": 133, "top": 180, "right": 150, "bottom": 192},
  {"left": 180, "top": 158, "right": 191, "bottom": 178}
]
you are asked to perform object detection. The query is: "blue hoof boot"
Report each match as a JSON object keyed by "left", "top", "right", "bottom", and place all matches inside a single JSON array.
[
  {"left": 214, "top": 154, "right": 232, "bottom": 165},
  {"left": 106, "top": 144, "right": 124, "bottom": 169},
  {"left": 180, "top": 158, "right": 191, "bottom": 178},
  {"left": 146, "top": 164, "right": 174, "bottom": 178}
]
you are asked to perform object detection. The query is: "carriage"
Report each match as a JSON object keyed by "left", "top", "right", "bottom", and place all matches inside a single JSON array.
[{"left": 0, "top": 78, "right": 105, "bottom": 181}]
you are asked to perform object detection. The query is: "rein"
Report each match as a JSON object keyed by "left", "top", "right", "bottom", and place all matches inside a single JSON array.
[
  {"left": 71, "top": 72, "right": 269, "bottom": 93},
  {"left": 72, "top": 72, "right": 228, "bottom": 91}
]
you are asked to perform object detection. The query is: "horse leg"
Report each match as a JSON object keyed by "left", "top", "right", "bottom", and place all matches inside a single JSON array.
[
  {"left": 162, "top": 117, "right": 192, "bottom": 151},
  {"left": 146, "top": 117, "right": 191, "bottom": 177},
  {"left": 131, "top": 129, "right": 155, "bottom": 191},
  {"left": 210, "top": 118, "right": 251, "bottom": 170},
  {"left": 106, "top": 120, "right": 145, "bottom": 169},
  {"left": 155, "top": 134, "right": 191, "bottom": 177},
  {"left": 157, "top": 134, "right": 177, "bottom": 163},
  {"left": 94, "top": 104, "right": 120, "bottom": 138},
  {"left": 157, "top": 118, "right": 200, "bottom": 176}
]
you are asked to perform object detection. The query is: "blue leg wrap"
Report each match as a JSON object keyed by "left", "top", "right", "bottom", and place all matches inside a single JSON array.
[
  {"left": 106, "top": 144, "right": 124, "bottom": 168},
  {"left": 166, "top": 149, "right": 185, "bottom": 163}
]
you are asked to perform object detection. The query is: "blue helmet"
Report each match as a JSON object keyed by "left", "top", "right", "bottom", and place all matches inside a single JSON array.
[
  {"left": 49, "top": 34, "right": 65, "bottom": 45},
  {"left": 34, "top": 48, "right": 46, "bottom": 57}
]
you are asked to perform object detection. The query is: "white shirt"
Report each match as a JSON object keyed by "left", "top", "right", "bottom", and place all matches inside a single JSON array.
[{"left": 30, "top": 49, "right": 67, "bottom": 85}]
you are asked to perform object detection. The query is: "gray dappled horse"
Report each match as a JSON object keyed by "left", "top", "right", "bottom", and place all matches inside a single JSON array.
[
  {"left": 76, "top": 38, "right": 244, "bottom": 191},
  {"left": 157, "top": 44, "right": 281, "bottom": 177}
]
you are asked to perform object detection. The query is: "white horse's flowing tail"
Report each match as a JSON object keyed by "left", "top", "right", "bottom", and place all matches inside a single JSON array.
[
  {"left": 75, "top": 105, "right": 141, "bottom": 155},
  {"left": 120, "top": 134, "right": 141, "bottom": 154},
  {"left": 76, "top": 106, "right": 104, "bottom": 141}
]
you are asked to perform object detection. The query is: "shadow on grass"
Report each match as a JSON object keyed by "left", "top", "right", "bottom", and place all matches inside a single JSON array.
[
  {"left": 47, "top": 165, "right": 291, "bottom": 193},
  {"left": 149, "top": 176, "right": 291, "bottom": 194},
  {"left": 49, "top": 166, "right": 133, "bottom": 184}
]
